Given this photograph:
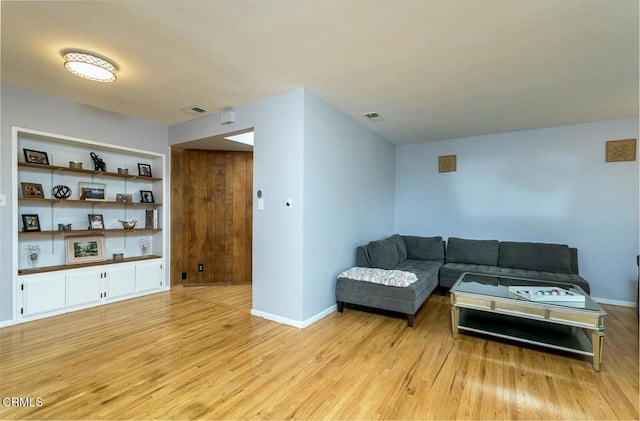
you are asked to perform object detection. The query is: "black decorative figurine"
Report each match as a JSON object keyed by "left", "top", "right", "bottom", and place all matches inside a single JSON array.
[{"left": 90, "top": 152, "right": 106, "bottom": 172}]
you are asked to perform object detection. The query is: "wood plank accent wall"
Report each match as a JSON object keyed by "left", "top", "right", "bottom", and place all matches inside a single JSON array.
[{"left": 171, "top": 149, "right": 253, "bottom": 286}]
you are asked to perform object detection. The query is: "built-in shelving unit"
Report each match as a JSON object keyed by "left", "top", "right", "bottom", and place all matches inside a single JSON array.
[{"left": 13, "top": 127, "right": 168, "bottom": 323}]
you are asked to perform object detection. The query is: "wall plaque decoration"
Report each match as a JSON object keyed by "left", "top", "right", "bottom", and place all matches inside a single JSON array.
[
  {"left": 439, "top": 155, "right": 457, "bottom": 173},
  {"left": 606, "top": 138, "right": 636, "bottom": 162}
]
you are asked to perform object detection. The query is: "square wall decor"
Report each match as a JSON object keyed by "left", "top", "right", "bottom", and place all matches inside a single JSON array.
[
  {"left": 439, "top": 155, "right": 457, "bottom": 173},
  {"left": 606, "top": 138, "right": 637, "bottom": 162}
]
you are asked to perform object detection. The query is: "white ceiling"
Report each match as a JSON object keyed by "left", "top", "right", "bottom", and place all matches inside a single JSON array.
[{"left": 2, "top": 0, "right": 638, "bottom": 145}]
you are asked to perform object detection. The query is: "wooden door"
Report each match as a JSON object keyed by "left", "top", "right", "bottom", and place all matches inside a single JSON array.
[{"left": 171, "top": 149, "right": 253, "bottom": 286}]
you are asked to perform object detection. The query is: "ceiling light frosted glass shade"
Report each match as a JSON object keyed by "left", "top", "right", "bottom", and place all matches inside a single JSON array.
[{"left": 63, "top": 52, "right": 117, "bottom": 82}]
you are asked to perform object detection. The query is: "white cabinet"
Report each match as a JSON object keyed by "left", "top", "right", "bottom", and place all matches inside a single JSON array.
[
  {"left": 67, "top": 269, "right": 104, "bottom": 309},
  {"left": 17, "top": 259, "right": 166, "bottom": 323},
  {"left": 106, "top": 264, "right": 136, "bottom": 300},
  {"left": 21, "top": 273, "right": 66, "bottom": 318},
  {"left": 135, "top": 260, "right": 164, "bottom": 293}
]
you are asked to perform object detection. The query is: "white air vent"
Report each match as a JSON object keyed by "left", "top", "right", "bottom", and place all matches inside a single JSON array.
[
  {"left": 363, "top": 112, "right": 385, "bottom": 122},
  {"left": 181, "top": 105, "right": 209, "bottom": 115}
]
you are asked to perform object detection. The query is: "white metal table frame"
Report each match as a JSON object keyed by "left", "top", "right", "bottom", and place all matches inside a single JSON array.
[{"left": 450, "top": 272, "right": 607, "bottom": 371}]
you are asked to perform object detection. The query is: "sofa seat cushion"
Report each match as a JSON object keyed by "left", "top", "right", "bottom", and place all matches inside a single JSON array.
[
  {"left": 446, "top": 237, "right": 499, "bottom": 266},
  {"left": 440, "top": 263, "right": 590, "bottom": 294},
  {"left": 396, "top": 259, "right": 443, "bottom": 283},
  {"left": 499, "top": 242, "right": 572, "bottom": 274},
  {"left": 440, "top": 263, "right": 498, "bottom": 288}
]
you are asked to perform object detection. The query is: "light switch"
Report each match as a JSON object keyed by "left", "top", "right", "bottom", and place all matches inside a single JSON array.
[{"left": 258, "top": 198, "right": 264, "bottom": 210}]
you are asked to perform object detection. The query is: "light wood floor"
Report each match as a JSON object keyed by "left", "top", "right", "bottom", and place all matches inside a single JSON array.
[{"left": 0, "top": 285, "right": 638, "bottom": 420}]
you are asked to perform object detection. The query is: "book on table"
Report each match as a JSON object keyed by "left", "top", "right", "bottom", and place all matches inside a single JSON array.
[{"left": 508, "top": 286, "right": 586, "bottom": 304}]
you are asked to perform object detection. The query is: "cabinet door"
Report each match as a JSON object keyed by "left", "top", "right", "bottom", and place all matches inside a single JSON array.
[
  {"left": 106, "top": 264, "right": 136, "bottom": 300},
  {"left": 135, "top": 261, "right": 163, "bottom": 293},
  {"left": 21, "top": 273, "right": 66, "bottom": 317},
  {"left": 67, "top": 269, "right": 103, "bottom": 308}
]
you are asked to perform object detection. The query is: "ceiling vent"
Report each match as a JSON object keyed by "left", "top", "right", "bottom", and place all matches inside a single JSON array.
[
  {"left": 363, "top": 112, "right": 385, "bottom": 122},
  {"left": 181, "top": 105, "right": 209, "bottom": 116}
]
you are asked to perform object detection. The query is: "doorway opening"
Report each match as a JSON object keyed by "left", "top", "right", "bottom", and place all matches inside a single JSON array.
[{"left": 170, "top": 129, "right": 254, "bottom": 310}]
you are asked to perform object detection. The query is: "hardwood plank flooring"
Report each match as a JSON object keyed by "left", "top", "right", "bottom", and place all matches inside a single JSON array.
[{"left": 0, "top": 285, "right": 637, "bottom": 420}]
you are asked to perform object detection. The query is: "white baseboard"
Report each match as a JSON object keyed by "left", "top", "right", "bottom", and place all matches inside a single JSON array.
[
  {"left": 0, "top": 319, "right": 15, "bottom": 329},
  {"left": 251, "top": 305, "right": 337, "bottom": 329},
  {"left": 592, "top": 297, "right": 636, "bottom": 308},
  {"left": 301, "top": 305, "right": 337, "bottom": 328}
]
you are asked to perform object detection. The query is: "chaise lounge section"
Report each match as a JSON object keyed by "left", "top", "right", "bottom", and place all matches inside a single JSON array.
[{"left": 336, "top": 234, "right": 443, "bottom": 327}]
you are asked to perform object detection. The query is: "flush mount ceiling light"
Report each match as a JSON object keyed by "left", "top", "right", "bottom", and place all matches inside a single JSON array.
[{"left": 63, "top": 52, "right": 117, "bottom": 82}]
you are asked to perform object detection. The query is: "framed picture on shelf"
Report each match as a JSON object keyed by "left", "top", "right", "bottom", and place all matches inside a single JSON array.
[
  {"left": 140, "top": 190, "right": 154, "bottom": 203},
  {"left": 138, "top": 163, "right": 152, "bottom": 177},
  {"left": 116, "top": 193, "right": 133, "bottom": 202},
  {"left": 23, "top": 148, "right": 50, "bottom": 165},
  {"left": 21, "top": 214, "right": 41, "bottom": 232},
  {"left": 65, "top": 236, "right": 105, "bottom": 264},
  {"left": 20, "top": 182, "right": 45, "bottom": 198},
  {"left": 79, "top": 182, "right": 106, "bottom": 201},
  {"left": 88, "top": 214, "right": 105, "bottom": 230}
]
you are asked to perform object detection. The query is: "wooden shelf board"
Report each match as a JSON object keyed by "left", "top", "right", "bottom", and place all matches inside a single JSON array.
[
  {"left": 18, "top": 197, "right": 162, "bottom": 206},
  {"left": 19, "top": 228, "right": 162, "bottom": 235},
  {"left": 18, "top": 161, "right": 162, "bottom": 181},
  {"left": 18, "top": 255, "right": 162, "bottom": 275}
]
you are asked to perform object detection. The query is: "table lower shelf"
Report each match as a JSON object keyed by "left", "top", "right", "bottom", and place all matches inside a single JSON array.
[{"left": 457, "top": 308, "right": 594, "bottom": 357}]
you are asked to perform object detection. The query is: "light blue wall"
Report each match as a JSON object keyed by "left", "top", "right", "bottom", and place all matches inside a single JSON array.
[
  {"left": 395, "top": 118, "right": 639, "bottom": 304},
  {"left": 169, "top": 89, "right": 306, "bottom": 322},
  {"left": 169, "top": 89, "right": 397, "bottom": 325},
  {"left": 0, "top": 84, "right": 168, "bottom": 323},
  {"left": 302, "top": 91, "right": 395, "bottom": 320}
]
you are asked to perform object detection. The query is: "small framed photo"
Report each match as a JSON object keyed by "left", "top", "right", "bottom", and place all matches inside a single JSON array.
[
  {"left": 88, "top": 214, "right": 105, "bottom": 230},
  {"left": 140, "top": 190, "right": 154, "bottom": 203},
  {"left": 23, "top": 148, "right": 50, "bottom": 165},
  {"left": 116, "top": 193, "right": 133, "bottom": 202},
  {"left": 58, "top": 223, "right": 72, "bottom": 232},
  {"left": 66, "top": 236, "right": 105, "bottom": 264},
  {"left": 79, "top": 182, "right": 106, "bottom": 201},
  {"left": 20, "top": 182, "right": 45, "bottom": 198},
  {"left": 138, "top": 163, "right": 152, "bottom": 177},
  {"left": 22, "top": 214, "right": 41, "bottom": 232}
]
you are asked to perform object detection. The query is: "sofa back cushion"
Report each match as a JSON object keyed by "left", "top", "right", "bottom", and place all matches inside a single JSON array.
[
  {"left": 499, "top": 242, "right": 572, "bottom": 274},
  {"left": 402, "top": 236, "right": 445, "bottom": 262},
  {"left": 367, "top": 237, "right": 399, "bottom": 269},
  {"left": 390, "top": 234, "right": 408, "bottom": 263},
  {"left": 446, "top": 237, "right": 499, "bottom": 266}
]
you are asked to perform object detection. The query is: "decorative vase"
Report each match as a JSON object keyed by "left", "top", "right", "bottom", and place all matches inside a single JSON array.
[
  {"left": 139, "top": 238, "right": 150, "bottom": 256},
  {"left": 25, "top": 245, "right": 41, "bottom": 268}
]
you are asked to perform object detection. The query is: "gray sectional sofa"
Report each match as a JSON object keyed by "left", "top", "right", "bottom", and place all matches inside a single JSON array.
[
  {"left": 336, "top": 235, "right": 591, "bottom": 327},
  {"left": 439, "top": 237, "right": 590, "bottom": 293},
  {"left": 336, "top": 234, "right": 443, "bottom": 327}
]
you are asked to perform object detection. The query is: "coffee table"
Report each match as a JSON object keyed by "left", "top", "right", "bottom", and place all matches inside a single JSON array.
[{"left": 450, "top": 272, "right": 607, "bottom": 371}]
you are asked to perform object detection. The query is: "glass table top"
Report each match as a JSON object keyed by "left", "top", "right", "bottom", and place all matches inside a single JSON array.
[{"left": 451, "top": 272, "right": 602, "bottom": 312}]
